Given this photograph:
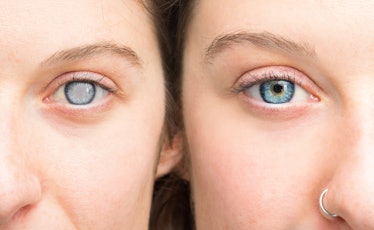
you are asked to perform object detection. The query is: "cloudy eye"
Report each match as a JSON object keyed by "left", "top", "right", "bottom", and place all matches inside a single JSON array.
[
  {"left": 65, "top": 81, "right": 95, "bottom": 105},
  {"left": 54, "top": 81, "right": 108, "bottom": 105},
  {"left": 246, "top": 79, "right": 309, "bottom": 104}
]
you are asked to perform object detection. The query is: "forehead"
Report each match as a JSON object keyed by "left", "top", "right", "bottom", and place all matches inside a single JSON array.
[
  {"left": 186, "top": 0, "right": 374, "bottom": 74},
  {"left": 0, "top": 0, "right": 150, "bottom": 33},
  {"left": 191, "top": 0, "right": 374, "bottom": 31},
  {"left": 0, "top": 0, "right": 158, "bottom": 71}
]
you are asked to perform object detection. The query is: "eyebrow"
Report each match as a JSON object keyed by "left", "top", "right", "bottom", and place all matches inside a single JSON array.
[
  {"left": 205, "top": 31, "right": 316, "bottom": 61},
  {"left": 41, "top": 42, "right": 142, "bottom": 67}
]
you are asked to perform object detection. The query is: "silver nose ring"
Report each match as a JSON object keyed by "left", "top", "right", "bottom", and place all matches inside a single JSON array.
[{"left": 319, "top": 189, "right": 338, "bottom": 218}]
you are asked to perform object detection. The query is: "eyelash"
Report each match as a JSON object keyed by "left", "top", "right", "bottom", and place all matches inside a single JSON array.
[
  {"left": 43, "top": 71, "right": 120, "bottom": 106},
  {"left": 55, "top": 73, "right": 117, "bottom": 94},
  {"left": 232, "top": 71, "right": 302, "bottom": 94}
]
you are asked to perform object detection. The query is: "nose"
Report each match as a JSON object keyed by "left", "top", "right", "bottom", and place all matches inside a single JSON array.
[
  {"left": 0, "top": 112, "right": 42, "bottom": 226},
  {"left": 0, "top": 88, "right": 45, "bottom": 227},
  {"left": 322, "top": 122, "right": 374, "bottom": 229},
  {"left": 0, "top": 158, "right": 42, "bottom": 225}
]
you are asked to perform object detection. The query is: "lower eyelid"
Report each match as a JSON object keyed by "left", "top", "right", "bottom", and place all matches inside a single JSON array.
[
  {"left": 41, "top": 96, "right": 117, "bottom": 124},
  {"left": 42, "top": 91, "right": 115, "bottom": 118},
  {"left": 243, "top": 100, "right": 313, "bottom": 121}
]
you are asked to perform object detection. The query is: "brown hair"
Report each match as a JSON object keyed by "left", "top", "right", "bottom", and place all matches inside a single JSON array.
[
  {"left": 145, "top": 0, "right": 179, "bottom": 140},
  {"left": 145, "top": 0, "right": 196, "bottom": 229}
]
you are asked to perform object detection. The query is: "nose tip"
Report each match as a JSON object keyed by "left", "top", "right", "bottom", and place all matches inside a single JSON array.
[
  {"left": 0, "top": 162, "right": 42, "bottom": 225},
  {"left": 323, "top": 186, "right": 374, "bottom": 229},
  {"left": 322, "top": 155, "right": 374, "bottom": 229}
]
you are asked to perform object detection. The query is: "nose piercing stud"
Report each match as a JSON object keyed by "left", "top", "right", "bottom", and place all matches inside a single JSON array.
[{"left": 319, "top": 188, "right": 338, "bottom": 218}]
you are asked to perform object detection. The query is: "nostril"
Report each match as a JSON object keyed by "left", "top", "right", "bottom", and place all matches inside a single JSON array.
[
  {"left": 0, "top": 190, "right": 30, "bottom": 223},
  {"left": 0, "top": 173, "right": 42, "bottom": 225},
  {"left": 11, "top": 204, "right": 33, "bottom": 222}
]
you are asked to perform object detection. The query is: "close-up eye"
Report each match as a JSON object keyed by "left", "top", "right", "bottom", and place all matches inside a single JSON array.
[
  {"left": 54, "top": 80, "right": 108, "bottom": 105},
  {"left": 44, "top": 71, "right": 118, "bottom": 108},
  {"left": 246, "top": 79, "right": 308, "bottom": 104},
  {"left": 233, "top": 67, "right": 319, "bottom": 106}
]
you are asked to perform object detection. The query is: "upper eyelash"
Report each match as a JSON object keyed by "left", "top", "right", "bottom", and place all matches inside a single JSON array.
[
  {"left": 55, "top": 73, "right": 118, "bottom": 94},
  {"left": 232, "top": 71, "right": 303, "bottom": 94}
]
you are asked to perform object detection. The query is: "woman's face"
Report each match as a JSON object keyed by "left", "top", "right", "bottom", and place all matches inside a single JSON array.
[
  {"left": 183, "top": 0, "right": 374, "bottom": 229},
  {"left": 0, "top": 1, "right": 176, "bottom": 229}
]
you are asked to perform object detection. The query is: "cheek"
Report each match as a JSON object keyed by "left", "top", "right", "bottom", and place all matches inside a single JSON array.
[
  {"left": 184, "top": 88, "right": 340, "bottom": 227},
  {"left": 25, "top": 100, "right": 164, "bottom": 228}
]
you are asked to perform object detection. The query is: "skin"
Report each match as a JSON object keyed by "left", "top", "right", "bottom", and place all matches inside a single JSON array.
[
  {"left": 183, "top": 0, "right": 374, "bottom": 229},
  {"left": 0, "top": 1, "right": 180, "bottom": 229}
]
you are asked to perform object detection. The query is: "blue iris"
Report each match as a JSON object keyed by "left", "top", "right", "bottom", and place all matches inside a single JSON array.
[
  {"left": 260, "top": 80, "right": 295, "bottom": 104},
  {"left": 64, "top": 81, "right": 96, "bottom": 105}
]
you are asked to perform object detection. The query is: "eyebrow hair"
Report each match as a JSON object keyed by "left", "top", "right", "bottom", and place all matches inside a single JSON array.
[
  {"left": 205, "top": 31, "right": 316, "bottom": 61},
  {"left": 41, "top": 42, "right": 142, "bottom": 67}
]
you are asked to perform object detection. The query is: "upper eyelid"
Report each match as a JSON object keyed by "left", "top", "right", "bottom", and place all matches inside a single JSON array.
[
  {"left": 51, "top": 72, "right": 115, "bottom": 87},
  {"left": 232, "top": 66, "right": 321, "bottom": 95},
  {"left": 55, "top": 72, "right": 109, "bottom": 90},
  {"left": 232, "top": 72, "right": 301, "bottom": 93}
]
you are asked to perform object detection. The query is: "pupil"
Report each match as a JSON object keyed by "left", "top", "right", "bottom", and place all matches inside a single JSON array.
[{"left": 272, "top": 83, "right": 284, "bottom": 94}]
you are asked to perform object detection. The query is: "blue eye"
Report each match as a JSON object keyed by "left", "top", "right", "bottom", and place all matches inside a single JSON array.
[
  {"left": 260, "top": 80, "right": 295, "bottom": 104},
  {"left": 53, "top": 81, "right": 108, "bottom": 105},
  {"left": 244, "top": 79, "right": 309, "bottom": 104}
]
